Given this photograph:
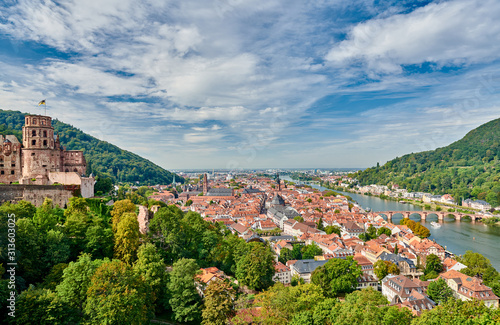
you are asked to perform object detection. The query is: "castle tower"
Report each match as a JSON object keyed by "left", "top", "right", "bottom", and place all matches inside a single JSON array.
[{"left": 21, "top": 115, "right": 59, "bottom": 181}]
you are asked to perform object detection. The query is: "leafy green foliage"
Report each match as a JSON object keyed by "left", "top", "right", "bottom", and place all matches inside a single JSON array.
[
  {"left": 426, "top": 278, "right": 453, "bottom": 305},
  {"left": 133, "top": 243, "right": 167, "bottom": 314},
  {"left": 114, "top": 213, "right": 140, "bottom": 265},
  {"left": 56, "top": 253, "right": 109, "bottom": 310},
  {"left": 412, "top": 298, "right": 500, "bottom": 324},
  {"left": 235, "top": 242, "right": 275, "bottom": 291},
  {"left": 202, "top": 279, "right": 236, "bottom": 325},
  {"left": 400, "top": 218, "right": 430, "bottom": 238},
  {"left": 374, "top": 260, "right": 400, "bottom": 280},
  {"left": 168, "top": 258, "right": 202, "bottom": 323},
  {"left": 253, "top": 283, "right": 326, "bottom": 324},
  {"left": 311, "top": 256, "right": 363, "bottom": 297},
  {"left": 423, "top": 254, "right": 443, "bottom": 280},
  {"left": 457, "top": 250, "right": 500, "bottom": 296},
  {"left": 85, "top": 260, "right": 149, "bottom": 325},
  {"left": 15, "top": 286, "right": 79, "bottom": 325},
  {"left": 355, "top": 117, "right": 500, "bottom": 207},
  {"left": 0, "top": 109, "right": 181, "bottom": 185},
  {"left": 325, "top": 225, "right": 341, "bottom": 235}
]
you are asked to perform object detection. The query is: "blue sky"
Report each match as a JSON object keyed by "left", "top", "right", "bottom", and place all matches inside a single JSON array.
[{"left": 1, "top": 0, "right": 500, "bottom": 170}]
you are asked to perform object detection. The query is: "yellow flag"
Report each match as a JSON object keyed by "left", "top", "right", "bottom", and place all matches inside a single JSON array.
[{"left": 38, "top": 99, "right": 46, "bottom": 106}]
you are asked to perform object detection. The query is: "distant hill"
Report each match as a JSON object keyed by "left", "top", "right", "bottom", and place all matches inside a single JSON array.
[
  {"left": 355, "top": 118, "right": 500, "bottom": 206},
  {"left": 0, "top": 109, "right": 182, "bottom": 185}
]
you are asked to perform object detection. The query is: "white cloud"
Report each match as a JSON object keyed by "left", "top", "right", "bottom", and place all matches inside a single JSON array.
[
  {"left": 326, "top": 0, "right": 500, "bottom": 73},
  {"left": 161, "top": 106, "right": 249, "bottom": 122}
]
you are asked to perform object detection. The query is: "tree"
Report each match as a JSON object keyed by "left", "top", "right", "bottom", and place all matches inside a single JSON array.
[
  {"left": 85, "top": 260, "right": 148, "bottom": 325},
  {"left": 235, "top": 242, "right": 275, "bottom": 291},
  {"left": 110, "top": 199, "right": 136, "bottom": 232},
  {"left": 424, "top": 254, "right": 443, "bottom": 279},
  {"left": 374, "top": 260, "right": 400, "bottom": 281},
  {"left": 202, "top": 279, "right": 236, "bottom": 325},
  {"left": 16, "top": 218, "right": 44, "bottom": 284},
  {"left": 15, "top": 286, "right": 79, "bottom": 325},
  {"left": 251, "top": 283, "right": 325, "bottom": 324},
  {"left": 63, "top": 197, "right": 89, "bottom": 220},
  {"left": 325, "top": 225, "right": 341, "bottom": 236},
  {"left": 311, "top": 256, "right": 362, "bottom": 297},
  {"left": 40, "top": 263, "right": 68, "bottom": 291},
  {"left": 302, "top": 243, "right": 323, "bottom": 260},
  {"left": 114, "top": 212, "right": 140, "bottom": 265},
  {"left": 84, "top": 223, "right": 114, "bottom": 260},
  {"left": 42, "top": 230, "right": 71, "bottom": 273},
  {"left": 366, "top": 225, "right": 377, "bottom": 238},
  {"left": 94, "top": 176, "right": 113, "bottom": 194},
  {"left": 426, "top": 278, "right": 453, "bottom": 304},
  {"left": 457, "top": 251, "right": 497, "bottom": 281},
  {"left": 133, "top": 243, "right": 166, "bottom": 312},
  {"left": 412, "top": 298, "right": 500, "bottom": 325},
  {"left": 316, "top": 217, "right": 324, "bottom": 231},
  {"left": 32, "top": 198, "right": 58, "bottom": 232},
  {"left": 168, "top": 258, "right": 202, "bottom": 323},
  {"left": 278, "top": 247, "right": 293, "bottom": 264},
  {"left": 56, "top": 253, "right": 109, "bottom": 310}
]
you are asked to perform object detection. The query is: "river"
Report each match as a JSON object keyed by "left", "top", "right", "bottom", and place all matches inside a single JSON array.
[{"left": 283, "top": 177, "right": 500, "bottom": 270}]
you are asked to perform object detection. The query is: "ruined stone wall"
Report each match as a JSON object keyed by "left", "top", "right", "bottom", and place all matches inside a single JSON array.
[
  {"left": 137, "top": 205, "right": 150, "bottom": 234},
  {"left": 80, "top": 177, "right": 95, "bottom": 198},
  {"left": 62, "top": 151, "right": 86, "bottom": 175},
  {"left": 0, "top": 184, "right": 75, "bottom": 207}
]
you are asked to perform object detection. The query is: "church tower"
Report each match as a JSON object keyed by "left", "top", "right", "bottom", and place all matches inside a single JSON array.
[{"left": 203, "top": 173, "right": 208, "bottom": 194}]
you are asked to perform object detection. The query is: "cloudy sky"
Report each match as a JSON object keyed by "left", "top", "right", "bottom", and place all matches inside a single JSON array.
[{"left": 1, "top": 0, "right": 500, "bottom": 170}]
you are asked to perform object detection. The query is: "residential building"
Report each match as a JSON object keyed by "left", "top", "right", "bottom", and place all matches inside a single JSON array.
[{"left": 439, "top": 270, "right": 499, "bottom": 308}]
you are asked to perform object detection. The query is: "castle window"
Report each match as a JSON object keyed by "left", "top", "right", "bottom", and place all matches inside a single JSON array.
[
  {"left": 65, "top": 168, "right": 69, "bottom": 172},
  {"left": 32, "top": 140, "right": 36, "bottom": 145},
  {"left": 73, "top": 168, "right": 78, "bottom": 172},
  {"left": 32, "top": 130, "right": 36, "bottom": 136},
  {"left": 43, "top": 131, "right": 47, "bottom": 137},
  {"left": 0, "top": 164, "right": 3, "bottom": 167},
  {"left": 31, "top": 153, "right": 35, "bottom": 156},
  {"left": 10, "top": 170, "right": 14, "bottom": 175},
  {"left": 0, "top": 171, "right": 3, "bottom": 175},
  {"left": 43, "top": 140, "right": 47, "bottom": 146},
  {"left": 41, "top": 120, "right": 45, "bottom": 125},
  {"left": 11, "top": 164, "right": 15, "bottom": 167},
  {"left": 32, "top": 119, "right": 37, "bottom": 124}
]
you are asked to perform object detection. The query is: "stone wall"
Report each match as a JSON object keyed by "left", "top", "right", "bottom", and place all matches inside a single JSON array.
[{"left": 0, "top": 184, "right": 75, "bottom": 207}]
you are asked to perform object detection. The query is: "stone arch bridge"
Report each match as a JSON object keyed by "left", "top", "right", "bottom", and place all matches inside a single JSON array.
[{"left": 376, "top": 211, "right": 480, "bottom": 222}]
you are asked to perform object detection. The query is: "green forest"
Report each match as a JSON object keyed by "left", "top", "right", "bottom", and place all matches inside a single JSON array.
[
  {"left": 1, "top": 200, "right": 499, "bottom": 324},
  {"left": 0, "top": 110, "right": 181, "bottom": 185},
  {"left": 354, "top": 117, "right": 500, "bottom": 206}
]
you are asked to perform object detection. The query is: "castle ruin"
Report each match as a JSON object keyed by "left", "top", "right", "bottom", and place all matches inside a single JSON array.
[{"left": 0, "top": 114, "right": 94, "bottom": 206}]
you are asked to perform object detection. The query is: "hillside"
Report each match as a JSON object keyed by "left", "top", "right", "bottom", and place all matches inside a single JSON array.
[
  {"left": 0, "top": 110, "right": 181, "bottom": 185},
  {"left": 355, "top": 118, "right": 500, "bottom": 206}
]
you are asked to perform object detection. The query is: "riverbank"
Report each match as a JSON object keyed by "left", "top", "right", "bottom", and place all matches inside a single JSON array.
[{"left": 284, "top": 175, "right": 500, "bottom": 270}]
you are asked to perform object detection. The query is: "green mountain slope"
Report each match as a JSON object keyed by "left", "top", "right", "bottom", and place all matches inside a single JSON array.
[
  {"left": 0, "top": 109, "right": 181, "bottom": 185},
  {"left": 355, "top": 118, "right": 500, "bottom": 206}
]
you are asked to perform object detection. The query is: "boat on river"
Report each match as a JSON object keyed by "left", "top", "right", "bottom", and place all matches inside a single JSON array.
[{"left": 430, "top": 221, "right": 441, "bottom": 228}]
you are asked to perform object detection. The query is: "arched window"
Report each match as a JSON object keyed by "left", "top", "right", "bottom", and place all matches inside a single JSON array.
[
  {"left": 73, "top": 168, "right": 78, "bottom": 172},
  {"left": 43, "top": 140, "right": 47, "bottom": 146},
  {"left": 32, "top": 130, "right": 36, "bottom": 136},
  {"left": 65, "top": 168, "right": 69, "bottom": 172}
]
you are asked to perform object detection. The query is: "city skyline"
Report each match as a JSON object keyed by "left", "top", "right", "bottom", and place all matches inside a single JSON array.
[{"left": 1, "top": 0, "right": 500, "bottom": 169}]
